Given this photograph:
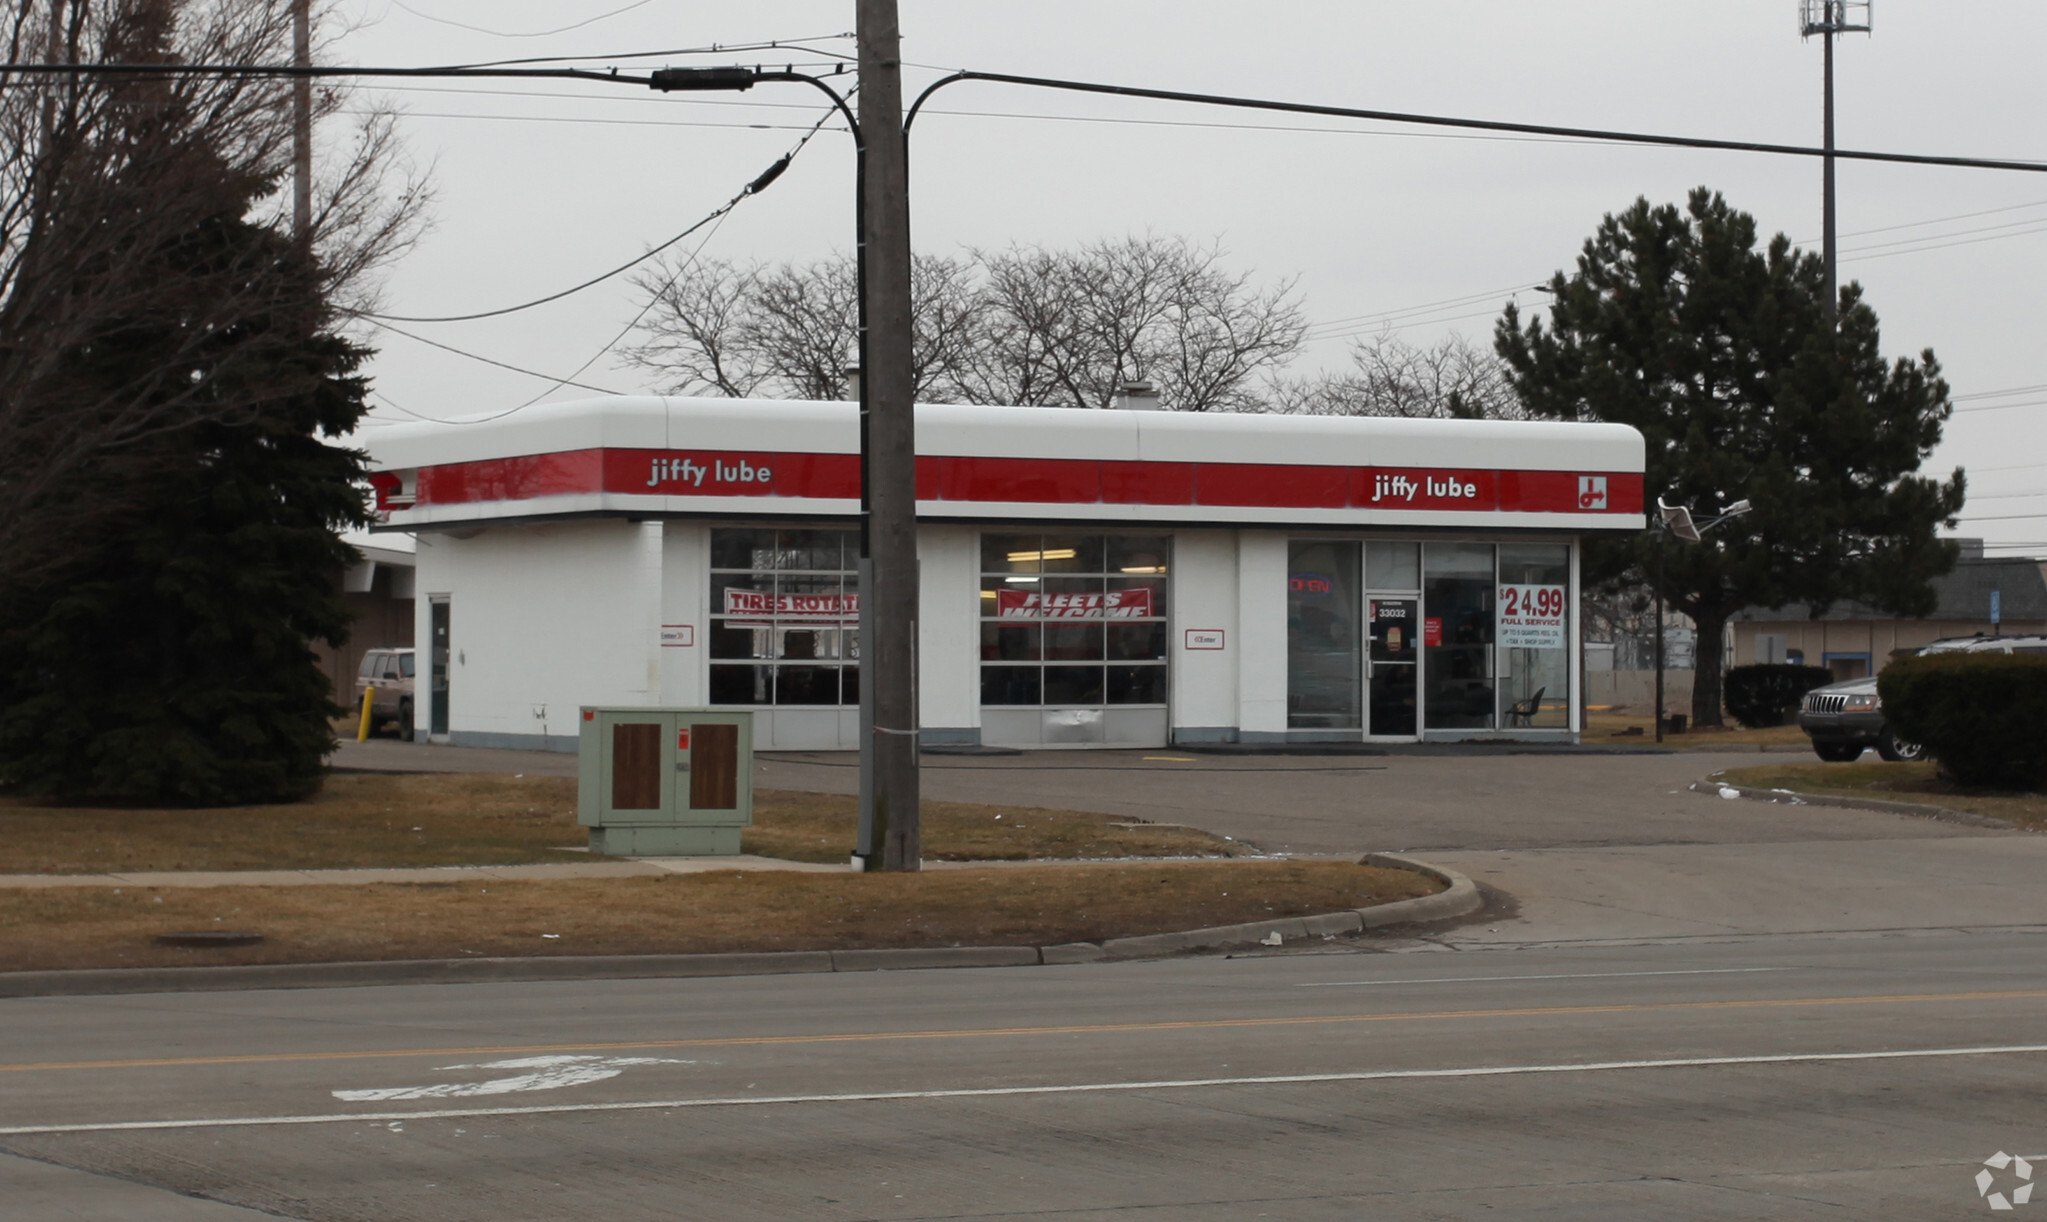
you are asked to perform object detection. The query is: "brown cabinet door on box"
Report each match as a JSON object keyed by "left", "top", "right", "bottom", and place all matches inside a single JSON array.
[
  {"left": 611, "top": 722, "right": 663, "bottom": 809},
  {"left": 689, "top": 722, "right": 739, "bottom": 810}
]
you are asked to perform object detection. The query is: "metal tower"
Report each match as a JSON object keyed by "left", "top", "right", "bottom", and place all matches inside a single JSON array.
[{"left": 1800, "top": 1, "right": 1872, "bottom": 330}]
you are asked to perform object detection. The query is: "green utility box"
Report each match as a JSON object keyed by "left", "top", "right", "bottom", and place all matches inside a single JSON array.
[{"left": 578, "top": 707, "right": 754, "bottom": 856}]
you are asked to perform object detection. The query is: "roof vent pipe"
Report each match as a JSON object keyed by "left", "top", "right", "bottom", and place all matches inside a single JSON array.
[
  {"left": 1109, "top": 379, "right": 1161, "bottom": 411},
  {"left": 842, "top": 362, "right": 861, "bottom": 404}
]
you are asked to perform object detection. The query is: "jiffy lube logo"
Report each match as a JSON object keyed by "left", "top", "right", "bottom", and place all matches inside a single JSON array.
[
  {"left": 1368, "top": 472, "right": 1478, "bottom": 503},
  {"left": 645, "top": 455, "right": 773, "bottom": 489},
  {"left": 1978, "top": 1152, "right": 2035, "bottom": 1210}
]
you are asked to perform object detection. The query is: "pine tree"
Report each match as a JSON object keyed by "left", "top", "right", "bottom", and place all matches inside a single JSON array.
[
  {"left": 0, "top": 177, "right": 370, "bottom": 805},
  {"left": 1496, "top": 188, "right": 1966, "bottom": 727}
]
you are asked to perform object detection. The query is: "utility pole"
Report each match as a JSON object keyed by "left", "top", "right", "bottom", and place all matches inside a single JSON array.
[
  {"left": 855, "top": 0, "right": 921, "bottom": 871},
  {"left": 292, "top": 0, "right": 312, "bottom": 248},
  {"left": 1800, "top": 0, "right": 1870, "bottom": 331}
]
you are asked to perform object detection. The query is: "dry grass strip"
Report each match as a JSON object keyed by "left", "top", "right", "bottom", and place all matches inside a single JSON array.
[
  {"left": 0, "top": 773, "right": 1242, "bottom": 875},
  {"left": 0, "top": 860, "right": 1436, "bottom": 973},
  {"left": 1718, "top": 761, "right": 2047, "bottom": 832}
]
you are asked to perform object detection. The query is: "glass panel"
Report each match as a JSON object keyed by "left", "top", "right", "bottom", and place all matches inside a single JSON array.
[
  {"left": 1107, "top": 576, "right": 1166, "bottom": 620},
  {"left": 980, "top": 665, "right": 1041, "bottom": 705},
  {"left": 777, "top": 529, "right": 842, "bottom": 572},
  {"left": 711, "top": 571, "right": 771, "bottom": 614},
  {"left": 842, "top": 664, "right": 858, "bottom": 704},
  {"left": 1108, "top": 665, "right": 1168, "bottom": 705},
  {"left": 1043, "top": 666, "right": 1105, "bottom": 705},
  {"left": 981, "top": 623, "right": 1041, "bottom": 662},
  {"left": 709, "top": 664, "right": 773, "bottom": 706},
  {"left": 1040, "top": 575, "right": 1106, "bottom": 600},
  {"left": 1107, "top": 622, "right": 1167, "bottom": 661},
  {"left": 710, "top": 528, "right": 779, "bottom": 570},
  {"left": 708, "top": 623, "right": 771, "bottom": 660},
  {"left": 775, "top": 666, "right": 841, "bottom": 705},
  {"left": 1044, "top": 623, "right": 1104, "bottom": 662},
  {"left": 358, "top": 654, "right": 379, "bottom": 678},
  {"left": 1497, "top": 544, "right": 1570, "bottom": 729},
  {"left": 1423, "top": 543, "right": 1496, "bottom": 730},
  {"left": 982, "top": 533, "right": 1043, "bottom": 575},
  {"left": 1366, "top": 541, "right": 1421, "bottom": 590},
  {"left": 1037, "top": 534, "right": 1103, "bottom": 574},
  {"left": 1288, "top": 540, "right": 1363, "bottom": 729},
  {"left": 1108, "top": 536, "right": 1170, "bottom": 575},
  {"left": 399, "top": 653, "right": 415, "bottom": 678}
]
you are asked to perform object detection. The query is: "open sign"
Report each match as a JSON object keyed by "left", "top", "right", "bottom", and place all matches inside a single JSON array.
[{"left": 1289, "top": 573, "right": 1333, "bottom": 596}]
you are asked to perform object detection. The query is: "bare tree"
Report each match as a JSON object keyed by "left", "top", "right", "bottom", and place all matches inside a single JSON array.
[
  {"left": 626, "top": 235, "right": 1306, "bottom": 412},
  {"left": 625, "top": 251, "right": 983, "bottom": 402},
  {"left": 0, "top": 0, "right": 423, "bottom": 588},
  {"left": 1270, "top": 332, "right": 1524, "bottom": 419},
  {"left": 973, "top": 235, "right": 1306, "bottom": 412}
]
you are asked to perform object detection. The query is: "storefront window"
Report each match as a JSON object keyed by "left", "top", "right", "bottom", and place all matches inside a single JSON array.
[
  {"left": 980, "top": 534, "right": 1168, "bottom": 706},
  {"left": 708, "top": 527, "right": 860, "bottom": 707},
  {"left": 1498, "top": 544, "right": 1571, "bottom": 729},
  {"left": 1423, "top": 543, "right": 1496, "bottom": 730},
  {"left": 1287, "top": 541, "right": 1362, "bottom": 729}
]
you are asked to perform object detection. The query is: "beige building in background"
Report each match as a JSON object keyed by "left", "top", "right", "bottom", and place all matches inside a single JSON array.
[{"left": 1731, "top": 544, "right": 2046, "bottom": 681}]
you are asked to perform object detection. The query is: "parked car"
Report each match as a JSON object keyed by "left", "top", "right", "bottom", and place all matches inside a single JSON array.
[
  {"left": 1957, "top": 633, "right": 2047, "bottom": 656},
  {"left": 1790, "top": 636, "right": 1983, "bottom": 762},
  {"left": 1792, "top": 633, "right": 2047, "bottom": 762},
  {"left": 353, "top": 647, "right": 416, "bottom": 738}
]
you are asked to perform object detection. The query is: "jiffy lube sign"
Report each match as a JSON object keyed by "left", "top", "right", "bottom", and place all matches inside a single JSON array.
[{"left": 1498, "top": 584, "right": 1567, "bottom": 649}]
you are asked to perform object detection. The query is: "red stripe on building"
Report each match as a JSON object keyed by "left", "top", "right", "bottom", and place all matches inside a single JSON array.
[{"left": 396, "top": 447, "right": 1643, "bottom": 517}]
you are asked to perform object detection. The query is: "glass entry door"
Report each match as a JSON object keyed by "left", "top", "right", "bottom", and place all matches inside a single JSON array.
[{"left": 1367, "top": 598, "right": 1418, "bottom": 737}]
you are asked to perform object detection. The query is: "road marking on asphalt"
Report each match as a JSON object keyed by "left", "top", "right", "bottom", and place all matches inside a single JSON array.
[
  {"left": 3, "top": 1043, "right": 2046, "bottom": 1137},
  {"left": 7, "top": 988, "right": 2047, "bottom": 1076},
  {"left": 332, "top": 1055, "right": 696, "bottom": 1101},
  {"left": 1297, "top": 968, "right": 1790, "bottom": 987}
]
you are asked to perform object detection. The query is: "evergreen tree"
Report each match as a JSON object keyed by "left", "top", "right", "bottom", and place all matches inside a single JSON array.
[
  {"left": 0, "top": 151, "right": 369, "bottom": 805},
  {"left": 1495, "top": 188, "right": 1965, "bottom": 727}
]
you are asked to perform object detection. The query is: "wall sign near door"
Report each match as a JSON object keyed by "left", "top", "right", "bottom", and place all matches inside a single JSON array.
[
  {"left": 1423, "top": 617, "right": 1443, "bottom": 648},
  {"left": 1184, "top": 629, "right": 1226, "bottom": 650},
  {"left": 659, "top": 624, "right": 695, "bottom": 648}
]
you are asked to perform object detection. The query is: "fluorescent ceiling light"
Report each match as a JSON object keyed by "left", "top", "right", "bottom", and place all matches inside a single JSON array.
[{"left": 1007, "top": 549, "right": 1076, "bottom": 562}]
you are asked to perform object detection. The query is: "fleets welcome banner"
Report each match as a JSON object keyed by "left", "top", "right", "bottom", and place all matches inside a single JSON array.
[{"left": 994, "top": 589, "right": 1153, "bottom": 619}]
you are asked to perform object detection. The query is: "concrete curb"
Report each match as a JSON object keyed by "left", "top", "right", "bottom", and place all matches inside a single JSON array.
[
  {"left": 1692, "top": 779, "right": 2016, "bottom": 831},
  {"left": 1098, "top": 852, "right": 1480, "bottom": 959},
  {"left": 0, "top": 856, "right": 1478, "bottom": 998}
]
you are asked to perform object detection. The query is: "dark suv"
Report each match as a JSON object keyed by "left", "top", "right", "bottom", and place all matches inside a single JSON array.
[
  {"left": 1793, "top": 636, "right": 2014, "bottom": 762},
  {"left": 1796, "top": 676, "right": 1919, "bottom": 762}
]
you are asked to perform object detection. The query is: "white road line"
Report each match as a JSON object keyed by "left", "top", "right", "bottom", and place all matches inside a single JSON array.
[
  {"left": 1296, "top": 968, "right": 1789, "bottom": 988},
  {"left": 3, "top": 1043, "right": 2045, "bottom": 1137}
]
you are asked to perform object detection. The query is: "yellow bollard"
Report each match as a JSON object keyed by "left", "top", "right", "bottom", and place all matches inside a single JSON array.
[{"left": 356, "top": 684, "right": 376, "bottom": 742}]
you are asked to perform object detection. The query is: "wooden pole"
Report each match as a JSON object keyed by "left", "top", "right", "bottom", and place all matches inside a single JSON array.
[{"left": 856, "top": 0, "right": 921, "bottom": 870}]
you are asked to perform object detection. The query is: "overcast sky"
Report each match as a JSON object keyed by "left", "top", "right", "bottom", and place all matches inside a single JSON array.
[{"left": 328, "top": 1, "right": 2047, "bottom": 559}]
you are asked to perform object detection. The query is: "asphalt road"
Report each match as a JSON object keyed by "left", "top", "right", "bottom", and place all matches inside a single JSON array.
[
  {"left": 6, "top": 741, "right": 2039, "bottom": 1218},
  {"left": 4, "top": 933, "right": 2045, "bottom": 1220}
]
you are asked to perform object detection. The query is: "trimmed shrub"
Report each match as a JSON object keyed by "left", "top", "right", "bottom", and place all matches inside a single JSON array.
[
  {"left": 1724, "top": 664, "right": 1836, "bottom": 728},
  {"left": 1879, "top": 652, "right": 2047, "bottom": 790}
]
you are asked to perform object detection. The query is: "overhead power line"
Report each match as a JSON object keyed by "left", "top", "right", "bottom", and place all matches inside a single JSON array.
[
  {"left": 7, "top": 60, "right": 2047, "bottom": 176},
  {"left": 360, "top": 107, "right": 833, "bottom": 324},
  {"left": 389, "top": 0, "right": 660, "bottom": 39}
]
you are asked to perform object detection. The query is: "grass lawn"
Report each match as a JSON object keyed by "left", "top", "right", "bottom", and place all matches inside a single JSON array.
[
  {"left": 0, "top": 772, "right": 1244, "bottom": 875},
  {"left": 1586, "top": 712, "right": 1808, "bottom": 750},
  {"left": 1717, "top": 761, "right": 2047, "bottom": 832},
  {"left": 0, "top": 860, "right": 1438, "bottom": 973}
]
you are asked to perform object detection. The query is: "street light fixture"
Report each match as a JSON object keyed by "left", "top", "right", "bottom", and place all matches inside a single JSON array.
[{"left": 1652, "top": 496, "right": 1754, "bottom": 742}]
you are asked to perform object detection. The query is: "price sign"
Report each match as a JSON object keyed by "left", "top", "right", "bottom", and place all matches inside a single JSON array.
[{"left": 1498, "top": 584, "right": 1567, "bottom": 649}]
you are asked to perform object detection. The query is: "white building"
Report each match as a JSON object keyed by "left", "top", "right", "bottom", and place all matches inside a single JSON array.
[{"left": 365, "top": 396, "right": 1644, "bottom": 750}]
